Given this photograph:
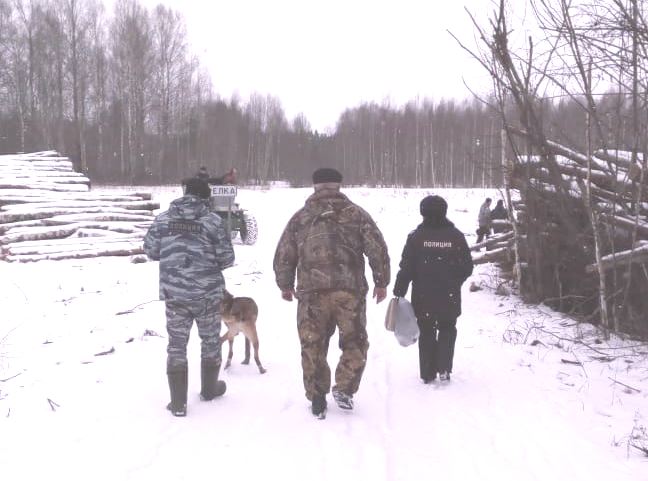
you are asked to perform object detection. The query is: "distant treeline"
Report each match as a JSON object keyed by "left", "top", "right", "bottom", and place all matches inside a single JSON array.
[{"left": 0, "top": 0, "right": 644, "bottom": 187}]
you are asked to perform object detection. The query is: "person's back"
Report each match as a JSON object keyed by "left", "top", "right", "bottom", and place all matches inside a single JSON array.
[
  {"left": 490, "top": 200, "right": 508, "bottom": 233},
  {"left": 393, "top": 195, "right": 473, "bottom": 383},
  {"left": 478, "top": 198, "right": 492, "bottom": 227},
  {"left": 275, "top": 185, "right": 388, "bottom": 295},
  {"left": 273, "top": 167, "right": 389, "bottom": 418},
  {"left": 491, "top": 200, "right": 507, "bottom": 220},
  {"left": 187, "top": 166, "right": 237, "bottom": 188},
  {"left": 476, "top": 197, "right": 492, "bottom": 243},
  {"left": 395, "top": 212, "right": 473, "bottom": 319},
  {"left": 145, "top": 194, "right": 234, "bottom": 300},
  {"left": 143, "top": 177, "right": 235, "bottom": 417}
]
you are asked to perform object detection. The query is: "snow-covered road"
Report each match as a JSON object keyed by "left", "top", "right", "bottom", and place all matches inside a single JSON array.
[{"left": 1, "top": 186, "right": 645, "bottom": 480}]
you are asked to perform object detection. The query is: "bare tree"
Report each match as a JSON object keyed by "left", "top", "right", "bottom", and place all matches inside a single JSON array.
[
  {"left": 110, "top": 0, "right": 154, "bottom": 181},
  {"left": 460, "top": 0, "right": 648, "bottom": 335},
  {"left": 150, "top": 4, "right": 187, "bottom": 180}
]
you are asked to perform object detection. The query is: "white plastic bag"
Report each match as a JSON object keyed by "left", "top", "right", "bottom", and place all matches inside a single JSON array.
[{"left": 385, "top": 297, "right": 419, "bottom": 346}]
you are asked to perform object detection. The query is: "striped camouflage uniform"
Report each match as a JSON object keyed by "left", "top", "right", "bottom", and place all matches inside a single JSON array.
[{"left": 144, "top": 194, "right": 235, "bottom": 371}]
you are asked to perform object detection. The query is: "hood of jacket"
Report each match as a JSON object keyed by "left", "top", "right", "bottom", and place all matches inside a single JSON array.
[{"left": 168, "top": 195, "right": 210, "bottom": 220}]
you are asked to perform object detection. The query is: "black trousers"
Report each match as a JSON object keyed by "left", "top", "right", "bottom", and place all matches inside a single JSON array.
[
  {"left": 476, "top": 226, "right": 491, "bottom": 243},
  {"left": 417, "top": 316, "right": 458, "bottom": 380}
]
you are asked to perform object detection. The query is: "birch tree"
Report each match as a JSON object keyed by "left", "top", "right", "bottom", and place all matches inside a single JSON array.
[{"left": 110, "top": 0, "right": 153, "bottom": 181}]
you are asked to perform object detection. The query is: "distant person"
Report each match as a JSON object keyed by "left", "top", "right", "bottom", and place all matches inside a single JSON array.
[
  {"left": 196, "top": 166, "right": 210, "bottom": 182},
  {"left": 195, "top": 166, "right": 237, "bottom": 185},
  {"left": 143, "top": 177, "right": 235, "bottom": 417},
  {"left": 393, "top": 195, "right": 473, "bottom": 383},
  {"left": 273, "top": 167, "right": 390, "bottom": 419},
  {"left": 490, "top": 199, "right": 508, "bottom": 233},
  {"left": 476, "top": 197, "right": 492, "bottom": 243}
]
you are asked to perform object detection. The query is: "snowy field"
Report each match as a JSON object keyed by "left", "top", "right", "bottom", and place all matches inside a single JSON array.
[{"left": 1, "top": 184, "right": 647, "bottom": 481}]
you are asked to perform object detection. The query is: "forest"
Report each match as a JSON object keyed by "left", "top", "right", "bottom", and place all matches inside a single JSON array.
[
  {"left": 1, "top": 0, "right": 644, "bottom": 188},
  {"left": 1, "top": 0, "right": 648, "bottom": 336}
]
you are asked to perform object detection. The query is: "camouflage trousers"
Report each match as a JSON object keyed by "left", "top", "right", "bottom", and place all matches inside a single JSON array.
[
  {"left": 296, "top": 290, "right": 368, "bottom": 401},
  {"left": 165, "top": 296, "right": 223, "bottom": 372}
]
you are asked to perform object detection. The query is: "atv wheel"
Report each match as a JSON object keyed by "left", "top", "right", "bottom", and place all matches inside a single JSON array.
[{"left": 240, "top": 214, "right": 257, "bottom": 245}]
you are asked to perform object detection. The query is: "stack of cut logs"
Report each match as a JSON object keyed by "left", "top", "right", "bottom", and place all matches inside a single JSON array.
[
  {"left": 0, "top": 151, "right": 159, "bottom": 262},
  {"left": 470, "top": 227, "right": 514, "bottom": 264},
  {"left": 512, "top": 144, "right": 648, "bottom": 273},
  {"left": 470, "top": 142, "right": 648, "bottom": 273}
]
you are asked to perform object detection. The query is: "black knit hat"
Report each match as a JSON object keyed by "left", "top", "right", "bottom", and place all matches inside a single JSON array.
[
  {"left": 312, "top": 167, "right": 343, "bottom": 184},
  {"left": 420, "top": 195, "right": 448, "bottom": 218},
  {"left": 184, "top": 177, "right": 211, "bottom": 199}
]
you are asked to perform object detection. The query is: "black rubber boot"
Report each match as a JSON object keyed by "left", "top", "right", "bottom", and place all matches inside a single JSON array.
[
  {"left": 200, "top": 359, "right": 227, "bottom": 401},
  {"left": 166, "top": 366, "right": 188, "bottom": 417},
  {"left": 311, "top": 394, "right": 327, "bottom": 419}
]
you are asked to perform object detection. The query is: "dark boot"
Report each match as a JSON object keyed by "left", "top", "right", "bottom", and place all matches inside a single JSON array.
[
  {"left": 167, "top": 366, "right": 188, "bottom": 417},
  {"left": 200, "top": 359, "right": 227, "bottom": 401},
  {"left": 311, "top": 394, "right": 327, "bottom": 419}
]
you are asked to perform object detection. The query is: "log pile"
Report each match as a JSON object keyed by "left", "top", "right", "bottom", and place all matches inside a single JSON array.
[
  {"left": 471, "top": 230, "right": 515, "bottom": 265},
  {"left": 0, "top": 151, "right": 159, "bottom": 262},
  {"left": 488, "top": 129, "right": 648, "bottom": 334},
  {"left": 475, "top": 144, "right": 648, "bottom": 268},
  {"left": 510, "top": 146, "right": 648, "bottom": 272}
]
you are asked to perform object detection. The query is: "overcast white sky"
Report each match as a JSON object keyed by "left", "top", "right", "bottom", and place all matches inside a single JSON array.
[{"left": 140, "top": 0, "right": 494, "bottom": 132}]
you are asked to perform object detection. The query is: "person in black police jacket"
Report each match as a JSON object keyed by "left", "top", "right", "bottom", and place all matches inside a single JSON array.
[{"left": 393, "top": 195, "right": 473, "bottom": 383}]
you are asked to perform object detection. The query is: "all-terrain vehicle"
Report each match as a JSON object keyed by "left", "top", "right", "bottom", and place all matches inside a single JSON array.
[{"left": 209, "top": 184, "right": 258, "bottom": 245}]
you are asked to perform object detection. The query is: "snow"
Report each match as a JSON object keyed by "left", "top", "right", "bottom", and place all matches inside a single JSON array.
[
  {"left": 1, "top": 155, "right": 157, "bottom": 262},
  {"left": 597, "top": 150, "right": 644, "bottom": 163},
  {"left": 0, "top": 185, "right": 646, "bottom": 481}
]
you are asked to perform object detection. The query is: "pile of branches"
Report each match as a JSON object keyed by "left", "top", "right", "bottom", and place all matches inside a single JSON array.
[
  {"left": 0, "top": 151, "right": 158, "bottom": 262},
  {"left": 461, "top": 0, "right": 648, "bottom": 336},
  {"left": 508, "top": 138, "right": 647, "bottom": 331}
]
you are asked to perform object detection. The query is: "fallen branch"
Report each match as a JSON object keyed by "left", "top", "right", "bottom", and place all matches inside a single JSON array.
[
  {"left": 0, "top": 372, "right": 22, "bottom": 382},
  {"left": 585, "top": 243, "right": 648, "bottom": 273},
  {"left": 560, "top": 358, "right": 583, "bottom": 365},
  {"left": 470, "top": 231, "right": 514, "bottom": 251},
  {"left": 472, "top": 247, "right": 510, "bottom": 265},
  {"left": 94, "top": 347, "right": 115, "bottom": 356},
  {"left": 608, "top": 377, "right": 641, "bottom": 393},
  {"left": 47, "top": 398, "right": 60, "bottom": 411},
  {"left": 116, "top": 299, "right": 159, "bottom": 315},
  {"left": 630, "top": 443, "right": 648, "bottom": 456}
]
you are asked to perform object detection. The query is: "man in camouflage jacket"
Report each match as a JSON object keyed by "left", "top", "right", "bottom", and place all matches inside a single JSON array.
[
  {"left": 144, "top": 177, "right": 235, "bottom": 417},
  {"left": 273, "top": 167, "right": 390, "bottom": 418}
]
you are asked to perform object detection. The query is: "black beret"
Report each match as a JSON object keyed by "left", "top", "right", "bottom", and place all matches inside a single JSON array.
[
  {"left": 184, "top": 177, "right": 211, "bottom": 199},
  {"left": 312, "top": 168, "right": 343, "bottom": 184},
  {"left": 420, "top": 195, "right": 448, "bottom": 217}
]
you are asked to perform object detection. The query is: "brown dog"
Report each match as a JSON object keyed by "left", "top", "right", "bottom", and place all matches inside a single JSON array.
[{"left": 220, "top": 290, "right": 266, "bottom": 374}]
